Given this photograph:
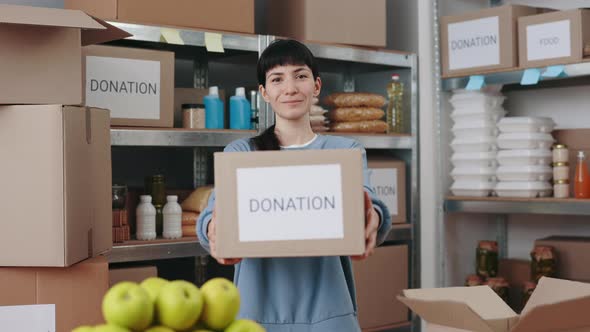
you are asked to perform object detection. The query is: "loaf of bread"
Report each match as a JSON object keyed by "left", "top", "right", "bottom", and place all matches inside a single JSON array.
[
  {"left": 310, "top": 105, "right": 327, "bottom": 116},
  {"left": 182, "top": 211, "right": 199, "bottom": 226},
  {"left": 181, "top": 185, "right": 213, "bottom": 213},
  {"left": 330, "top": 120, "right": 388, "bottom": 133},
  {"left": 323, "top": 92, "right": 386, "bottom": 108},
  {"left": 329, "top": 107, "right": 385, "bottom": 122},
  {"left": 182, "top": 224, "right": 197, "bottom": 237}
]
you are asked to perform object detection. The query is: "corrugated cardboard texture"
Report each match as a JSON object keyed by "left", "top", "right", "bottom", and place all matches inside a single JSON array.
[
  {"left": 499, "top": 259, "right": 531, "bottom": 312},
  {"left": 519, "top": 9, "right": 590, "bottom": 68},
  {"left": 83, "top": 45, "right": 175, "bottom": 128},
  {"left": 353, "top": 245, "right": 408, "bottom": 329},
  {"left": 0, "top": 256, "right": 108, "bottom": 332},
  {"left": 535, "top": 236, "right": 590, "bottom": 282},
  {"left": 214, "top": 149, "right": 365, "bottom": 258},
  {"left": 118, "top": 0, "right": 255, "bottom": 33},
  {"left": 554, "top": 129, "right": 590, "bottom": 197},
  {"left": 368, "top": 158, "right": 407, "bottom": 224},
  {"left": 109, "top": 266, "right": 157, "bottom": 286},
  {"left": 441, "top": 5, "right": 538, "bottom": 78},
  {"left": 265, "top": 0, "right": 386, "bottom": 47},
  {"left": 174, "top": 88, "right": 225, "bottom": 128},
  {"left": 64, "top": 0, "right": 118, "bottom": 20}
]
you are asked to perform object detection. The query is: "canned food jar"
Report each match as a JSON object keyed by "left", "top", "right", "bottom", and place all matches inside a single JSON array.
[
  {"left": 552, "top": 144, "right": 569, "bottom": 164},
  {"left": 465, "top": 274, "right": 483, "bottom": 287},
  {"left": 554, "top": 179, "right": 570, "bottom": 198},
  {"left": 531, "top": 245, "right": 557, "bottom": 283},
  {"left": 476, "top": 240, "right": 499, "bottom": 278},
  {"left": 182, "top": 103, "right": 206, "bottom": 129},
  {"left": 485, "top": 277, "right": 510, "bottom": 303},
  {"left": 552, "top": 162, "right": 569, "bottom": 181}
]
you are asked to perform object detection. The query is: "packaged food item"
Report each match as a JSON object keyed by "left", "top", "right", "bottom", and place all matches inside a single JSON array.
[
  {"left": 484, "top": 277, "right": 510, "bottom": 303},
  {"left": 494, "top": 181, "right": 553, "bottom": 198},
  {"left": 330, "top": 120, "right": 387, "bottom": 133},
  {"left": 323, "top": 92, "right": 386, "bottom": 108},
  {"left": 451, "top": 166, "right": 496, "bottom": 182},
  {"left": 554, "top": 179, "right": 570, "bottom": 198},
  {"left": 386, "top": 74, "right": 404, "bottom": 133},
  {"left": 450, "top": 136, "right": 496, "bottom": 153},
  {"left": 182, "top": 104, "right": 206, "bottom": 129},
  {"left": 497, "top": 132, "right": 554, "bottom": 150},
  {"left": 552, "top": 144, "right": 569, "bottom": 163},
  {"left": 136, "top": 195, "right": 157, "bottom": 241},
  {"left": 530, "top": 245, "right": 557, "bottom": 283},
  {"left": 497, "top": 117, "right": 555, "bottom": 133},
  {"left": 496, "top": 149, "right": 551, "bottom": 166},
  {"left": 465, "top": 274, "right": 483, "bottom": 286},
  {"left": 163, "top": 195, "right": 182, "bottom": 239},
  {"left": 450, "top": 180, "right": 495, "bottom": 197},
  {"left": 451, "top": 151, "right": 497, "bottom": 168},
  {"left": 553, "top": 162, "right": 569, "bottom": 181},
  {"left": 496, "top": 165, "right": 552, "bottom": 182},
  {"left": 522, "top": 281, "right": 537, "bottom": 308},
  {"left": 574, "top": 151, "right": 590, "bottom": 198},
  {"left": 329, "top": 107, "right": 385, "bottom": 122},
  {"left": 476, "top": 240, "right": 498, "bottom": 278},
  {"left": 181, "top": 211, "right": 199, "bottom": 226},
  {"left": 310, "top": 105, "right": 327, "bottom": 116},
  {"left": 181, "top": 185, "right": 214, "bottom": 213}
]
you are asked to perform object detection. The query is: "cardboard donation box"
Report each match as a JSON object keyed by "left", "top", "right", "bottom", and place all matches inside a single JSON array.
[
  {"left": 0, "top": 105, "right": 112, "bottom": 267},
  {"left": 265, "top": 0, "right": 386, "bottom": 47},
  {"left": 0, "top": 256, "right": 109, "bottom": 332},
  {"left": 535, "top": 236, "right": 590, "bottom": 282},
  {"left": 83, "top": 45, "right": 175, "bottom": 127},
  {"left": 214, "top": 149, "right": 365, "bottom": 258},
  {"left": 519, "top": 9, "right": 590, "bottom": 68},
  {"left": 109, "top": 266, "right": 158, "bottom": 286},
  {"left": 0, "top": 4, "right": 129, "bottom": 105},
  {"left": 368, "top": 159, "right": 407, "bottom": 224},
  {"left": 441, "top": 5, "right": 538, "bottom": 77},
  {"left": 398, "top": 277, "right": 590, "bottom": 332},
  {"left": 353, "top": 245, "right": 409, "bottom": 330}
]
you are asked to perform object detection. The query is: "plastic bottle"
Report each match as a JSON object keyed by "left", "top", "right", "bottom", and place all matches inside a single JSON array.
[
  {"left": 136, "top": 195, "right": 157, "bottom": 240},
  {"left": 386, "top": 74, "right": 404, "bottom": 133},
  {"left": 250, "top": 90, "right": 259, "bottom": 130},
  {"left": 230, "top": 87, "right": 252, "bottom": 130},
  {"left": 574, "top": 151, "right": 590, "bottom": 198},
  {"left": 163, "top": 195, "right": 182, "bottom": 239},
  {"left": 204, "top": 86, "right": 224, "bottom": 129}
]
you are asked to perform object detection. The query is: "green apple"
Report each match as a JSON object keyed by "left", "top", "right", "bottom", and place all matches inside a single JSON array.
[
  {"left": 225, "top": 319, "right": 266, "bottom": 332},
  {"left": 140, "top": 277, "right": 169, "bottom": 303},
  {"left": 71, "top": 326, "right": 94, "bottom": 332},
  {"left": 200, "top": 278, "right": 240, "bottom": 330},
  {"left": 93, "top": 324, "right": 131, "bottom": 332},
  {"left": 102, "top": 281, "right": 154, "bottom": 331},
  {"left": 192, "top": 330, "right": 215, "bottom": 332},
  {"left": 156, "top": 280, "right": 204, "bottom": 330},
  {"left": 144, "top": 326, "right": 175, "bottom": 332}
]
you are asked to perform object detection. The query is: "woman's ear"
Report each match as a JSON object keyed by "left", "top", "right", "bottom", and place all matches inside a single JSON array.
[
  {"left": 313, "top": 77, "right": 322, "bottom": 97},
  {"left": 259, "top": 84, "right": 271, "bottom": 103}
]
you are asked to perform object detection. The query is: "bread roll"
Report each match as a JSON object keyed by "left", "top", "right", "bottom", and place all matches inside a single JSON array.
[
  {"left": 330, "top": 120, "right": 388, "bottom": 133},
  {"left": 329, "top": 107, "right": 384, "bottom": 122},
  {"left": 323, "top": 92, "right": 386, "bottom": 108},
  {"left": 181, "top": 185, "right": 213, "bottom": 213}
]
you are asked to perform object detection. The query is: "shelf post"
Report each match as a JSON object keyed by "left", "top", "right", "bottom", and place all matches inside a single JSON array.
[{"left": 495, "top": 214, "right": 508, "bottom": 259}]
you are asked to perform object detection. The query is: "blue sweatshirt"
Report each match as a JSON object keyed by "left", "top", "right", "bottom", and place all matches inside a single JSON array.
[{"left": 197, "top": 134, "right": 392, "bottom": 332}]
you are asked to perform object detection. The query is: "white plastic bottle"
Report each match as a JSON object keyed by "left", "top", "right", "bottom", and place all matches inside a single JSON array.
[
  {"left": 163, "top": 195, "right": 182, "bottom": 239},
  {"left": 136, "top": 195, "right": 157, "bottom": 240}
]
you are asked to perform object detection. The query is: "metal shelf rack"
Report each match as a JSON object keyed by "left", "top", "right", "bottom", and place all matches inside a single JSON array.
[{"left": 445, "top": 196, "right": 590, "bottom": 216}]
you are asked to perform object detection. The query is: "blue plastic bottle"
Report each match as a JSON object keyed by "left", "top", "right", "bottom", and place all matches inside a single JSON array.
[
  {"left": 229, "top": 87, "right": 252, "bottom": 130},
  {"left": 204, "top": 86, "right": 224, "bottom": 129}
]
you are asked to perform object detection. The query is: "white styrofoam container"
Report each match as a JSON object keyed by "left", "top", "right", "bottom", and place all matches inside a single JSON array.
[
  {"left": 451, "top": 136, "right": 497, "bottom": 153},
  {"left": 450, "top": 180, "right": 495, "bottom": 197},
  {"left": 450, "top": 91, "right": 506, "bottom": 109},
  {"left": 451, "top": 151, "right": 497, "bottom": 168},
  {"left": 451, "top": 107, "right": 506, "bottom": 124},
  {"left": 497, "top": 117, "right": 555, "bottom": 133},
  {"left": 494, "top": 181, "right": 553, "bottom": 198},
  {"left": 496, "top": 149, "right": 552, "bottom": 166},
  {"left": 496, "top": 165, "right": 553, "bottom": 182},
  {"left": 452, "top": 119, "right": 498, "bottom": 137},
  {"left": 451, "top": 166, "right": 496, "bottom": 182},
  {"left": 497, "top": 132, "right": 554, "bottom": 150}
]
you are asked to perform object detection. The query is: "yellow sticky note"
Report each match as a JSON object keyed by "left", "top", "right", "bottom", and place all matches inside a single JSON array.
[
  {"left": 205, "top": 32, "right": 224, "bottom": 53},
  {"left": 160, "top": 28, "right": 184, "bottom": 45}
]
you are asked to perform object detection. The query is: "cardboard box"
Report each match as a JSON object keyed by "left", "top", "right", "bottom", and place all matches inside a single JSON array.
[
  {"left": 0, "top": 256, "right": 109, "bottom": 332},
  {"left": 265, "top": 0, "right": 386, "bottom": 47},
  {"left": 109, "top": 266, "right": 158, "bottom": 286},
  {"left": 174, "top": 88, "right": 225, "bottom": 128},
  {"left": 0, "top": 4, "right": 129, "bottom": 105},
  {"left": 214, "top": 149, "right": 364, "bottom": 258},
  {"left": 64, "top": 0, "right": 118, "bottom": 20},
  {"left": 84, "top": 45, "right": 175, "bottom": 128},
  {"left": 353, "top": 245, "right": 408, "bottom": 330},
  {"left": 398, "top": 277, "right": 590, "bottom": 332},
  {"left": 499, "top": 259, "right": 531, "bottom": 312},
  {"left": 441, "top": 5, "right": 538, "bottom": 78},
  {"left": 535, "top": 236, "right": 590, "bottom": 282},
  {"left": 0, "top": 105, "right": 112, "bottom": 267},
  {"left": 368, "top": 159, "right": 407, "bottom": 224},
  {"left": 519, "top": 9, "right": 590, "bottom": 68}
]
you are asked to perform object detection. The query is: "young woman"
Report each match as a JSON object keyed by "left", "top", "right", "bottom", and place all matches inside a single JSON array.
[{"left": 197, "top": 39, "right": 392, "bottom": 331}]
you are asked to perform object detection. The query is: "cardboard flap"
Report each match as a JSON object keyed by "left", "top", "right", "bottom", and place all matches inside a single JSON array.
[
  {"left": 0, "top": 4, "right": 104, "bottom": 29},
  {"left": 81, "top": 16, "right": 132, "bottom": 46}
]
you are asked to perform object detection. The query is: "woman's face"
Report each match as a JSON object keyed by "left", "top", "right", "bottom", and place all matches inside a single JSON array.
[{"left": 260, "top": 64, "right": 321, "bottom": 122}]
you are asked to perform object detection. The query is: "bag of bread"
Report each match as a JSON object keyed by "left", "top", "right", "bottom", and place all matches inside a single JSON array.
[
  {"left": 310, "top": 105, "right": 327, "bottom": 116},
  {"left": 329, "top": 107, "right": 384, "bottom": 122},
  {"left": 323, "top": 92, "right": 386, "bottom": 108},
  {"left": 182, "top": 211, "right": 199, "bottom": 226},
  {"left": 312, "top": 125, "right": 329, "bottom": 133},
  {"left": 330, "top": 120, "right": 388, "bottom": 133},
  {"left": 181, "top": 185, "right": 213, "bottom": 213}
]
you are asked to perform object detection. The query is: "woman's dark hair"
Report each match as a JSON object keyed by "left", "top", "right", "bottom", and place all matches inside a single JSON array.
[{"left": 251, "top": 39, "right": 319, "bottom": 151}]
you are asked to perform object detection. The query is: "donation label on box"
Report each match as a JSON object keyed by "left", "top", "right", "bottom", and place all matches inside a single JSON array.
[
  {"left": 0, "top": 304, "right": 55, "bottom": 332},
  {"left": 527, "top": 20, "right": 572, "bottom": 61},
  {"left": 448, "top": 16, "right": 501, "bottom": 70},
  {"left": 369, "top": 168, "right": 398, "bottom": 216}
]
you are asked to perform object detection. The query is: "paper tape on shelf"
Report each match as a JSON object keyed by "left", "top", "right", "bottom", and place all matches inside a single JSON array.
[
  {"left": 160, "top": 28, "right": 184, "bottom": 45},
  {"left": 205, "top": 32, "right": 224, "bottom": 53}
]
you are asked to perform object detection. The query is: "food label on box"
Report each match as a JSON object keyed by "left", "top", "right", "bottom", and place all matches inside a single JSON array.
[
  {"left": 86, "top": 56, "right": 161, "bottom": 120},
  {"left": 527, "top": 20, "right": 571, "bottom": 61},
  {"left": 236, "top": 164, "right": 344, "bottom": 242},
  {"left": 448, "top": 16, "right": 500, "bottom": 70},
  {"left": 0, "top": 304, "right": 55, "bottom": 332},
  {"left": 369, "top": 169, "right": 398, "bottom": 216}
]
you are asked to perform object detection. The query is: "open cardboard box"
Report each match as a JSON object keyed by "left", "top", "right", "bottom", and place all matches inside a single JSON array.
[{"left": 398, "top": 277, "right": 590, "bottom": 332}]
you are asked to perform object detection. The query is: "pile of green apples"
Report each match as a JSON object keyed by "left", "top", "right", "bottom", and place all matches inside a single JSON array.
[{"left": 72, "top": 277, "right": 265, "bottom": 332}]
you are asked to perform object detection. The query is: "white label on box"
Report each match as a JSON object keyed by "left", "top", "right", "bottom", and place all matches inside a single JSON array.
[
  {"left": 448, "top": 16, "right": 500, "bottom": 70},
  {"left": 527, "top": 20, "right": 571, "bottom": 61},
  {"left": 369, "top": 169, "right": 398, "bottom": 215},
  {"left": 236, "top": 164, "right": 344, "bottom": 242},
  {"left": 0, "top": 304, "right": 55, "bottom": 332},
  {"left": 86, "top": 56, "right": 160, "bottom": 120}
]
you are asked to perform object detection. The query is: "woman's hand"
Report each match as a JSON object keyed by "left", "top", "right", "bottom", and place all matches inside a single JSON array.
[
  {"left": 207, "top": 207, "right": 242, "bottom": 265},
  {"left": 351, "top": 191, "right": 380, "bottom": 261}
]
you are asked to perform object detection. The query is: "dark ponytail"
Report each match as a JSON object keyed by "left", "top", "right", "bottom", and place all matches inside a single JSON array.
[{"left": 251, "top": 125, "right": 280, "bottom": 151}]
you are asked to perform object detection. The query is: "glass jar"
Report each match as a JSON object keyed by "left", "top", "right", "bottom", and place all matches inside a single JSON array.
[
  {"left": 522, "top": 281, "right": 537, "bottom": 308},
  {"left": 112, "top": 184, "right": 127, "bottom": 209},
  {"left": 552, "top": 144, "right": 569, "bottom": 164},
  {"left": 465, "top": 274, "right": 483, "bottom": 287},
  {"left": 476, "top": 240, "right": 499, "bottom": 278},
  {"left": 554, "top": 179, "right": 570, "bottom": 198},
  {"left": 145, "top": 175, "right": 166, "bottom": 236},
  {"left": 484, "top": 277, "right": 510, "bottom": 304},
  {"left": 182, "top": 103, "right": 206, "bottom": 129},
  {"left": 553, "top": 162, "right": 569, "bottom": 181},
  {"left": 531, "top": 245, "right": 557, "bottom": 283}
]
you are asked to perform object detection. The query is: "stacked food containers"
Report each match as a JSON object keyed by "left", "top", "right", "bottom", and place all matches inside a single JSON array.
[
  {"left": 495, "top": 117, "right": 555, "bottom": 197},
  {"left": 449, "top": 90, "right": 506, "bottom": 196}
]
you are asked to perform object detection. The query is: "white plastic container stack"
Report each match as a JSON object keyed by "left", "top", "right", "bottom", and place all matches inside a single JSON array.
[
  {"left": 495, "top": 117, "right": 556, "bottom": 198},
  {"left": 449, "top": 90, "right": 506, "bottom": 197}
]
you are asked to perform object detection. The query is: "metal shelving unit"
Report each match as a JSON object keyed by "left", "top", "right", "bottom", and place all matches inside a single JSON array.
[
  {"left": 111, "top": 128, "right": 257, "bottom": 147},
  {"left": 445, "top": 197, "right": 590, "bottom": 216}
]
